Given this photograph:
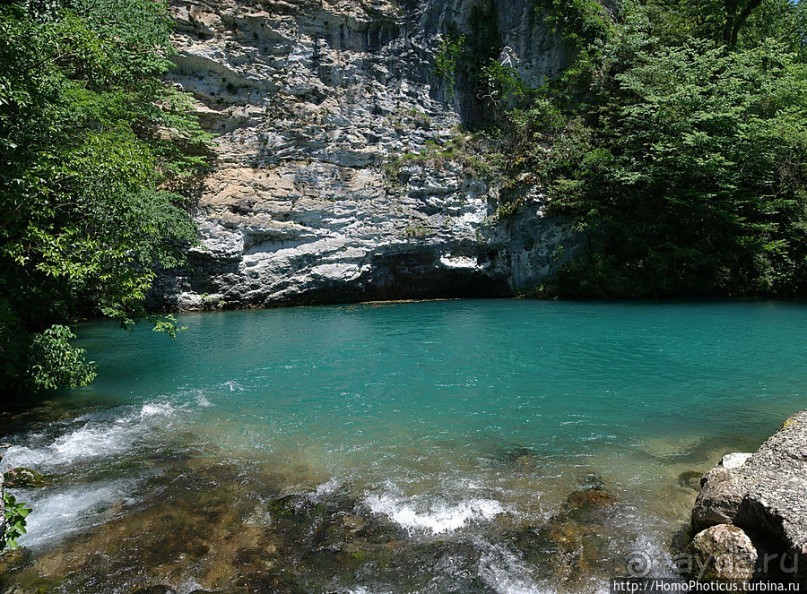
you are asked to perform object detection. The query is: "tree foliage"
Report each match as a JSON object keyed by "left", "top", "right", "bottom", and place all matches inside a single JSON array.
[
  {"left": 644, "top": 0, "right": 805, "bottom": 49},
  {"left": 494, "top": 0, "right": 807, "bottom": 298},
  {"left": 435, "top": 34, "right": 465, "bottom": 100},
  {"left": 0, "top": 0, "right": 211, "bottom": 394}
]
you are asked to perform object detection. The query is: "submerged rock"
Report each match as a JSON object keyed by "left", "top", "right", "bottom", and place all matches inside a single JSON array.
[
  {"left": 2, "top": 468, "right": 48, "bottom": 489},
  {"left": 0, "top": 547, "right": 32, "bottom": 575},
  {"left": 501, "top": 481, "right": 621, "bottom": 586},
  {"left": 685, "top": 524, "right": 758, "bottom": 581},
  {"left": 496, "top": 445, "right": 541, "bottom": 472},
  {"left": 561, "top": 484, "right": 616, "bottom": 525},
  {"left": 677, "top": 470, "right": 703, "bottom": 492}
]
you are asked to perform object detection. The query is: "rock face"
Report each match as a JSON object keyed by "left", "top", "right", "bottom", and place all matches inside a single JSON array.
[
  {"left": 0, "top": 469, "right": 4, "bottom": 549},
  {"left": 691, "top": 411, "right": 807, "bottom": 580},
  {"left": 155, "top": 0, "right": 576, "bottom": 309}
]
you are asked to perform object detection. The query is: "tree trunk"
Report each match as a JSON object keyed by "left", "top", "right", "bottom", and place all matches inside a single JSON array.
[
  {"left": 724, "top": 0, "right": 764, "bottom": 46},
  {"left": 723, "top": 0, "right": 740, "bottom": 45}
]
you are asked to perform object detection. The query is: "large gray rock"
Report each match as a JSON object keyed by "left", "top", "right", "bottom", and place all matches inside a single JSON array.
[
  {"left": 153, "top": 0, "right": 577, "bottom": 309},
  {"left": 693, "top": 453, "right": 752, "bottom": 530},
  {"left": 686, "top": 524, "right": 758, "bottom": 581},
  {"left": 736, "top": 415, "right": 807, "bottom": 561},
  {"left": 692, "top": 411, "right": 807, "bottom": 575}
]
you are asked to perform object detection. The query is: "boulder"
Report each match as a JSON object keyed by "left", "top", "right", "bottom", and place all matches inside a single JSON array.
[
  {"left": 692, "top": 453, "right": 751, "bottom": 530},
  {"left": 691, "top": 411, "right": 807, "bottom": 579},
  {"left": 686, "top": 524, "right": 758, "bottom": 581}
]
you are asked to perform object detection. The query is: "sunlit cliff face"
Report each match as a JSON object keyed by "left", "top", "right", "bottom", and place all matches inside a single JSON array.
[{"left": 152, "top": 0, "right": 576, "bottom": 310}]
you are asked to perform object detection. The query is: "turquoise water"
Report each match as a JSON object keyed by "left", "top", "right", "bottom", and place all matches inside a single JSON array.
[{"left": 2, "top": 300, "right": 806, "bottom": 593}]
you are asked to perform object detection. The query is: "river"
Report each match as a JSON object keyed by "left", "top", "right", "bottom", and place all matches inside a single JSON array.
[{"left": 1, "top": 300, "right": 805, "bottom": 593}]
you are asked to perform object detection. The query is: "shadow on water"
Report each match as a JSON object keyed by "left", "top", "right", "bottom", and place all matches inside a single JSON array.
[{"left": 0, "top": 389, "right": 125, "bottom": 437}]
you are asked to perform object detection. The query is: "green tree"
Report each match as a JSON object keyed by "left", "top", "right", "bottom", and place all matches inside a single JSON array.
[
  {"left": 645, "top": 0, "right": 803, "bottom": 49},
  {"left": 497, "top": 1, "right": 807, "bottom": 297},
  {"left": 0, "top": 0, "right": 211, "bottom": 394}
]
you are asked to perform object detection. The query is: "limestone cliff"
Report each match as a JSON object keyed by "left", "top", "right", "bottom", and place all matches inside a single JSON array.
[{"left": 157, "top": 0, "right": 575, "bottom": 309}]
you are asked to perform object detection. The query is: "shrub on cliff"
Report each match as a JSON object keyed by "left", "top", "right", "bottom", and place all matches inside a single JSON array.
[{"left": 0, "top": 0, "right": 211, "bottom": 395}]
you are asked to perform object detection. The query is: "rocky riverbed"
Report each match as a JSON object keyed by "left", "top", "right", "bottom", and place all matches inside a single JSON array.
[
  {"left": 0, "top": 444, "right": 633, "bottom": 593},
  {"left": 8, "top": 408, "right": 807, "bottom": 592}
]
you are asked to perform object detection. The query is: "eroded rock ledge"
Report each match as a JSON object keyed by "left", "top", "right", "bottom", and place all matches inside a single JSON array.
[
  {"left": 689, "top": 411, "right": 807, "bottom": 581},
  {"left": 153, "top": 0, "right": 577, "bottom": 310}
]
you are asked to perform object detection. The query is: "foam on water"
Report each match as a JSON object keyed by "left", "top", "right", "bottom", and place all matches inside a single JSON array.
[
  {"left": 632, "top": 533, "right": 678, "bottom": 578},
  {"left": 476, "top": 540, "right": 554, "bottom": 594},
  {"left": 306, "top": 477, "right": 340, "bottom": 504},
  {"left": 18, "top": 478, "right": 140, "bottom": 549},
  {"left": 1, "top": 402, "right": 176, "bottom": 471},
  {"left": 364, "top": 490, "right": 505, "bottom": 535},
  {"left": 139, "top": 402, "right": 174, "bottom": 418}
]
